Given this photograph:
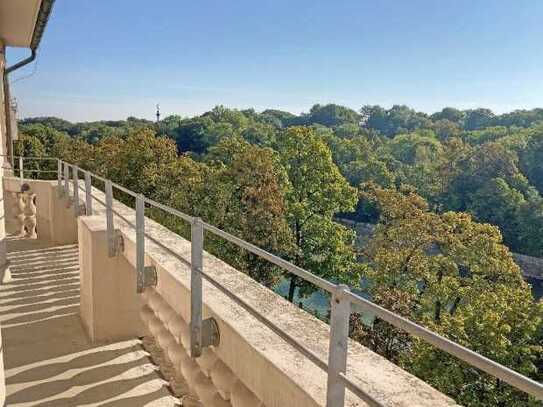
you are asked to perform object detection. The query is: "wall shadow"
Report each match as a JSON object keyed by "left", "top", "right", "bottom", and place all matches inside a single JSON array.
[{"left": 1, "top": 238, "right": 179, "bottom": 406}]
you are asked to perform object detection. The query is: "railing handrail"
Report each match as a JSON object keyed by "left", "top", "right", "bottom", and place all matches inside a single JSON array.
[{"left": 10, "top": 155, "right": 543, "bottom": 404}]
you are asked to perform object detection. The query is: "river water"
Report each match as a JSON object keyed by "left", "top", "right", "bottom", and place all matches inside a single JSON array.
[{"left": 273, "top": 269, "right": 542, "bottom": 324}]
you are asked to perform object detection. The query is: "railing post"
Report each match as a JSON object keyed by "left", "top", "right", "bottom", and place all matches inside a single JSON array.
[
  {"left": 136, "top": 195, "right": 145, "bottom": 292},
  {"left": 57, "top": 160, "right": 63, "bottom": 197},
  {"left": 63, "top": 163, "right": 70, "bottom": 196},
  {"left": 19, "top": 156, "right": 23, "bottom": 183},
  {"left": 190, "top": 217, "right": 204, "bottom": 358},
  {"left": 84, "top": 171, "right": 92, "bottom": 215},
  {"left": 135, "top": 194, "right": 157, "bottom": 293},
  {"left": 73, "top": 165, "right": 80, "bottom": 216},
  {"left": 326, "top": 284, "right": 351, "bottom": 407},
  {"left": 11, "top": 141, "right": 15, "bottom": 169},
  {"left": 105, "top": 180, "right": 116, "bottom": 257}
]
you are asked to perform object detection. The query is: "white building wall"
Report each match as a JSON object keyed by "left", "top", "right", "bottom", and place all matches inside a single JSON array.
[{"left": 0, "top": 38, "right": 7, "bottom": 407}]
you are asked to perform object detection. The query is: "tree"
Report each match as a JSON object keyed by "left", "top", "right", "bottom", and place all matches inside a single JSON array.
[
  {"left": 430, "top": 107, "right": 466, "bottom": 125},
  {"left": 277, "top": 127, "right": 360, "bottom": 301},
  {"left": 445, "top": 142, "right": 522, "bottom": 212},
  {"left": 93, "top": 129, "right": 178, "bottom": 196},
  {"left": 19, "top": 116, "right": 74, "bottom": 133},
  {"left": 300, "top": 104, "right": 361, "bottom": 127},
  {"left": 519, "top": 125, "right": 543, "bottom": 195},
  {"left": 173, "top": 116, "right": 231, "bottom": 155},
  {"left": 200, "top": 137, "right": 294, "bottom": 286},
  {"left": 259, "top": 109, "right": 297, "bottom": 128},
  {"left": 343, "top": 159, "right": 395, "bottom": 188},
  {"left": 361, "top": 105, "right": 432, "bottom": 137},
  {"left": 387, "top": 132, "right": 443, "bottom": 165},
  {"left": 356, "top": 185, "right": 543, "bottom": 406},
  {"left": 432, "top": 119, "right": 462, "bottom": 141},
  {"left": 14, "top": 134, "right": 46, "bottom": 178},
  {"left": 464, "top": 108, "right": 495, "bottom": 131},
  {"left": 150, "top": 137, "right": 294, "bottom": 287}
]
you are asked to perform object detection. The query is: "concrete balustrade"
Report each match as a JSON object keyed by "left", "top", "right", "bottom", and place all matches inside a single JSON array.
[
  {"left": 140, "top": 287, "right": 239, "bottom": 407},
  {"left": 14, "top": 192, "right": 26, "bottom": 236},
  {"left": 3, "top": 177, "right": 459, "bottom": 407},
  {"left": 12, "top": 190, "right": 38, "bottom": 239},
  {"left": 4, "top": 178, "right": 78, "bottom": 245}
]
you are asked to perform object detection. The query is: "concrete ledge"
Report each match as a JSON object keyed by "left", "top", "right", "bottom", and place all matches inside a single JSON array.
[
  {"left": 76, "top": 187, "right": 459, "bottom": 407},
  {"left": 78, "top": 216, "right": 145, "bottom": 342}
]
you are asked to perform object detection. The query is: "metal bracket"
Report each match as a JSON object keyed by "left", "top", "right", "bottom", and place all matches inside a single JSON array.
[
  {"left": 115, "top": 231, "right": 124, "bottom": 253},
  {"left": 108, "top": 230, "right": 124, "bottom": 257},
  {"left": 201, "top": 317, "right": 220, "bottom": 348},
  {"left": 137, "top": 265, "right": 157, "bottom": 293}
]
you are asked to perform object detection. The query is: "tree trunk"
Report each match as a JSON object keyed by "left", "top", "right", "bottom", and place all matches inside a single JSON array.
[
  {"left": 288, "top": 276, "right": 297, "bottom": 303},
  {"left": 434, "top": 300, "right": 441, "bottom": 323}
]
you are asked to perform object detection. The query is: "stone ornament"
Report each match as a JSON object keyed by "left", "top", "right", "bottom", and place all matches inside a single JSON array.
[
  {"left": 15, "top": 191, "right": 26, "bottom": 236},
  {"left": 15, "top": 184, "right": 38, "bottom": 239},
  {"left": 140, "top": 288, "right": 265, "bottom": 407}
]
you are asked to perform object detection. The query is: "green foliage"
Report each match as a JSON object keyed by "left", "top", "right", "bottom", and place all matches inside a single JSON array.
[
  {"left": 361, "top": 104, "right": 432, "bottom": 137},
  {"left": 430, "top": 107, "right": 466, "bottom": 125},
  {"left": 356, "top": 185, "right": 543, "bottom": 406},
  {"left": 276, "top": 127, "right": 360, "bottom": 300},
  {"left": 93, "top": 130, "right": 178, "bottom": 196},
  {"left": 464, "top": 108, "right": 496, "bottom": 131},
  {"left": 298, "top": 103, "right": 361, "bottom": 127},
  {"left": 20, "top": 103, "right": 543, "bottom": 258},
  {"left": 17, "top": 102, "right": 543, "bottom": 407},
  {"left": 519, "top": 125, "right": 543, "bottom": 195}
]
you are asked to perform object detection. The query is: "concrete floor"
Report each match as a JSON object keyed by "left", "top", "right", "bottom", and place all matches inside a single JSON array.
[{"left": 0, "top": 236, "right": 180, "bottom": 407}]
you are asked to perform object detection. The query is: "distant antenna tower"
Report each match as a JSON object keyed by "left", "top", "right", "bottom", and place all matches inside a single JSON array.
[{"left": 155, "top": 103, "right": 161, "bottom": 123}]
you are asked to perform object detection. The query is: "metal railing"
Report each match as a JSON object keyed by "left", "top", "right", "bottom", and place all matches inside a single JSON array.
[{"left": 7, "top": 155, "right": 543, "bottom": 405}]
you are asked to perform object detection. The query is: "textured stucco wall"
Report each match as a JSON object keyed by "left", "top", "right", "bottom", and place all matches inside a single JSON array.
[
  {"left": 0, "top": 39, "right": 7, "bottom": 407},
  {"left": 75, "top": 187, "right": 458, "bottom": 407}
]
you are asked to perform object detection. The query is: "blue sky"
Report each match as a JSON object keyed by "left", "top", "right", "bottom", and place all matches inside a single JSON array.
[{"left": 8, "top": 0, "right": 543, "bottom": 122}]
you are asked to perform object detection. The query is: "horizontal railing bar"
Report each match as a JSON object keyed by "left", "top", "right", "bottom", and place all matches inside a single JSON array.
[
  {"left": 90, "top": 177, "right": 311, "bottom": 356},
  {"left": 87, "top": 189, "right": 136, "bottom": 228},
  {"left": 197, "top": 267, "right": 329, "bottom": 372},
  {"left": 89, "top": 172, "right": 107, "bottom": 183},
  {"left": 6, "top": 155, "right": 58, "bottom": 161},
  {"left": 83, "top": 186, "right": 192, "bottom": 267},
  {"left": 2, "top": 168, "right": 58, "bottom": 173},
  {"left": 143, "top": 196, "right": 194, "bottom": 223},
  {"left": 68, "top": 166, "right": 134, "bottom": 198},
  {"left": 203, "top": 222, "right": 337, "bottom": 294},
  {"left": 346, "top": 291, "right": 543, "bottom": 400},
  {"left": 88, "top": 189, "right": 136, "bottom": 228},
  {"left": 111, "top": 209, "right": 136, "bottom": 229},
  {"left": 144, "top": 232, "right": 192, "bottom": 268},
  {"left": 22, "top": 170, "right": 58, "bottom": 173},
  {"left": 16, "top": 156, "right": 543, "bottom": 402},
  {"left": 88, "top": 192, "right": 107, "bottom": 208},
  {"left": 80, "top": 178, "right": 342, "bottom": 390},
  {"left": 338, "top": 373, "right": 382, "bottom": 407},
  {"left": 111, "top": 181, "right": 139, "bottom": 198}
]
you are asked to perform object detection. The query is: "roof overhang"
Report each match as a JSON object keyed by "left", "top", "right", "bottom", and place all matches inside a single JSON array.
[{"left": 0, "top": 0, "right": 54, "bottom": 49}]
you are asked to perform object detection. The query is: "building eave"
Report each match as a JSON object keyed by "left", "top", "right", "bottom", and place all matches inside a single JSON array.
[{"left": 30, "top": 0, "right": 55, "bottom": 51}]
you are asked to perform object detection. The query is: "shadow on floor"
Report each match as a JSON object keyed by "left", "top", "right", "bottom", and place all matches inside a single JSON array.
[{"left": 1, "top": 236, "right": 179, "bottom": 406}]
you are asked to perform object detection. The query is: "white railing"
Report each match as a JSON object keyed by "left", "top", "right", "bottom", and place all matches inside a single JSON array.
[{"left": 7, "top": 155, "right": 543, "bottom": 405}]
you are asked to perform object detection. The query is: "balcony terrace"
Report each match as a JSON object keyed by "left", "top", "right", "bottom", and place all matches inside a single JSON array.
[
  {"left": 0, "top": 158, "right": 540, "bottom": 406},
  {"left": 0, "top": 237, "right": 180, "bottom": 406}
]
